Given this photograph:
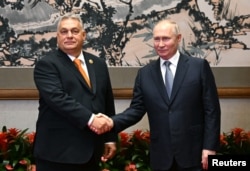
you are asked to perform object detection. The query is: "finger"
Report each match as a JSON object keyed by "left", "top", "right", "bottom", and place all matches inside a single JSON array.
[
  {"left": 101, "top": 156, "right": 108, "bottom": 162},
  {"left": 89, "top": 125, "right": 103, "bottom": 134},
  {"left": 89, "top": 126, "right": 98, "bottom": 134},
  {"left": 97, "top": 113, "right": 110, "bottom": 120},
  {"left": 108, "top": 148, "right": 116, "bottom": 159},
  {"left": 96, "top": 113, "right": 105, "bottom": 117},
  {"left": 201, "top": 159, "right": 208, "bottom": 170},
  {"left": 104, "top": 144, "right": 116, "bottom": 159},
  {"left": 107, "top": 118, "right": 114, "bottom": 130}
]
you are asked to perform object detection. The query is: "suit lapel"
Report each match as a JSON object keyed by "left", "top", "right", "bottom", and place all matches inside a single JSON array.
[
  {"left": 170, "top": 54, "right": 189, "bottom": 102},
  {"left": 84, "top": 53, "right": 96, "bottom": 94},
  {"left": 150, "top": 55, "right": 190, "bottom": 104},
  {"left": 150, "top": 58, "right": 170, "bottom": 104},
  {"left": 57, "top": 49, "right": 93, "bottom": 92}
]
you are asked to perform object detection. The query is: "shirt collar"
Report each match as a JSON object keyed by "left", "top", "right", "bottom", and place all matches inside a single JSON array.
[
  {"left": 160, "top": 50, "right": 180, "bottom": 67},
  {"left": 68, "top": 52, "right": 85, "bottom": 63}
]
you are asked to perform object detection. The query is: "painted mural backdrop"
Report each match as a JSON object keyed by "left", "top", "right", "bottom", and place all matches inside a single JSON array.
[{"left": 0, "top": 0, "right": 249, "bottom": 67}]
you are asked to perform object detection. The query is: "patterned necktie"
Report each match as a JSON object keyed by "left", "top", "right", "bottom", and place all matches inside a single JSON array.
[
  {"left": 164, "top": 61, "right": 173, "bottom": 98},
  {"left": 74, "top": 58, "right": 91, "bottom": 88}
]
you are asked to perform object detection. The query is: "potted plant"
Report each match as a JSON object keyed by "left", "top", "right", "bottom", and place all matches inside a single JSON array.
[
  {"left": 1, "top": 126, "right": 249, "bottom": 171},
  {"left": 218, "top": 127, "right": 250, "bottom": 155},
  {"left": 0, "top": 126, "right": 35, "bottom": 171},
  {"left": 100, "top": 129, "right": 151, "bottom": 171}
]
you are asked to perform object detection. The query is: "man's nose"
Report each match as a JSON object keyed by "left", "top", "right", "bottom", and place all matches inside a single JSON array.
[
  {"left": 158, "top": 40, "right": 165, "bottom": 46},
  {"left": 66, "top": 31, "right": 73, "bottom": 37}
]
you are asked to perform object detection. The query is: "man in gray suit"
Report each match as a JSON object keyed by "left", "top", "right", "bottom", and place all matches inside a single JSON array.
[
  {"left": 33, "top": 13, "right": 117, "bottom": 171},
  {"left": 94, "top": 19, "right": 221, "bottom": 171}
]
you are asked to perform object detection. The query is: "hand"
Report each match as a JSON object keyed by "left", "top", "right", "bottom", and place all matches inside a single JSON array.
[
  {"left": 201, "top": 149, "right": 216, "bottom": 170},
  {"left": 101, "top": 143, "right": 117, "bottom": 162},
  {"left": 89, "top": 113, "right": 113, "bottom": 134}
]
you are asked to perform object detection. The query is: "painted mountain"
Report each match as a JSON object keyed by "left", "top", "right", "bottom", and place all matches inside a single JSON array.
[{"left": 0, "top": 0, "right": 249, "bottom": 67}]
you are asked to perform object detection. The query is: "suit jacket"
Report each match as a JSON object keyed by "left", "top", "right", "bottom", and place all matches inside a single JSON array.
[
  {"left": 112, "top": 53, "right": 221, "bottom": 170},
  {"left": 33, "top": 49, "right": 117, "bottom": 164}
]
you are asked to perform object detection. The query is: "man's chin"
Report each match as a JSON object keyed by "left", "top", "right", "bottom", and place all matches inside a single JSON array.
[
  {"left": 61, "top": 47, "right": 77, "bottom": 54},
  {"left": 63, "top": 46, "right": 77, "bottom": 50}
]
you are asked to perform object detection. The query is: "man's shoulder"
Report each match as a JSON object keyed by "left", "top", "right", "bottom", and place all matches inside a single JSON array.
[
  {"left": 36, "top": 49, "right": 57, "bottom": 62},
  {"left": 83, "top": 51, "right": 106, "bottom": 63},
  {"left": 141, "top": 59, "right": 158, "bottom": 69},
  {"left": 180, "top": 53, "right": 207, "bottom": 64}
]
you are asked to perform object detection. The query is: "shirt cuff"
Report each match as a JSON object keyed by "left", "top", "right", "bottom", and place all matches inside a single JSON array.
[{"left": 88, "top": 114, "right": 95, "bottom": 126}]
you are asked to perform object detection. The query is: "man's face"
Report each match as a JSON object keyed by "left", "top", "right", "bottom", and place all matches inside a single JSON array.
[
  {"left": 153, "top": 23, "right": 181, "bottom": 60},
  {"left": 57, "top": 18, "right": 86, "bottom": 56}
]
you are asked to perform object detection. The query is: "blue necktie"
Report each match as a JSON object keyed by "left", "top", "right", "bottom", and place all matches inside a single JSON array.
[{"left": 165, "top": 61, "right": 173, "bottom": 98}]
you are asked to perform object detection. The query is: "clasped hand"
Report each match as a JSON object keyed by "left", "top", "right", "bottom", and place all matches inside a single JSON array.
[{"left": 89, "top": 113, "right": 113, "bottom": 134}]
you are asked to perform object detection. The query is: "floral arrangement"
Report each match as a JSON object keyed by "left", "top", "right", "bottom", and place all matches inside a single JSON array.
[
  {"left": 218, "top": 127, "right": 250, "bottom": 155},
  {"left": 100, "top": 129, "right": 151, "bottom": 171},
  {"left": 1, "top": 126, "right": 250, "bottom": 171},
  {"left": 0, "top": 126, "right": 35, "bottom": 171}
]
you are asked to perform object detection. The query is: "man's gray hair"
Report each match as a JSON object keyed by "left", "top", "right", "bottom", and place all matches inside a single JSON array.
[
  {"left": 154, "top": 19, "right": 180, "bottom": 35},
  {"left": 57, "top": 13, "right": 84, "bottom": 30}
]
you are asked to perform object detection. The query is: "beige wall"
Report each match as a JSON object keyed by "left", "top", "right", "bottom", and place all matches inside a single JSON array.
[
  {"left": 0, "top": 66, "right": 249, "bottom": 133},
  {"left": 0, "top": 98, "right": 249, "bottom": 133}
]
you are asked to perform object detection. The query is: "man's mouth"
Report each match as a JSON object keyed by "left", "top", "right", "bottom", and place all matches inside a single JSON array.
[{"left": 64, "top": 41, "right": 75, "bottom": 45}]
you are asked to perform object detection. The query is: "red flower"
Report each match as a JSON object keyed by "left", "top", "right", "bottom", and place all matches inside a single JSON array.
[
  {"left": 0, "top": 132, "right": 8, "bottom": 152},
  {"left": 119, "top": 132, "right": 131, "bottom": 147},
  {"left": 219, "top": 128, "right": 250, "bottom": 155},
  {"left": 220, "top": 134, "right": 228, "bottom": 146},
  {"left": 8, "top": 128, "right": 20, "bottom": 137},
  {"left": 232, "top": 128, "right": 244, "bottom": 144},
  {"left": 5, "top": 164, "right": 14, "bottom": 170},
  {"left": 125, "top": 162, "right": 138, "bottom": 171},
  {"left": 232, "top": 128, "right": 244, "bottom": 136},
  {"left": 26, "top": 132, "right": 36, "bottom": 144},
  {"left": 19, "top": 159, "right": 28, "bottom": 165},
  {"left": 132, "top": 129, "right": 150, "bottom": 143},
  {"left": 0, "top": 126, "right": 35, "bottom": 171},
  {"left": 133, "top": 130, "right": 143, "bottom": 140},
  {"left": 247, "top": 131, "right": 250, "bottom": 139},
  {"left": 100, "top": 129, "right": 151, "bottom": 170},
  {"left": 141, "top": 130, "right": 150, "bottom": 143}
]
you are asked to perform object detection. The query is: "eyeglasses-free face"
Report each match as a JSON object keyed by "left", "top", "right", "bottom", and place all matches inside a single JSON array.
[
  {"left": 57, "top": 18, "right": 86, "bottom": 57},
  {"left": 153, "top": 22, "right": 181, "bottom": 60}
]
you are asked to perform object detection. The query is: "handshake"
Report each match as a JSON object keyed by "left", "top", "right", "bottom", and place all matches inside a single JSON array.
[{"left": 89, "top": 113, "right": 114, "bottom": 134}]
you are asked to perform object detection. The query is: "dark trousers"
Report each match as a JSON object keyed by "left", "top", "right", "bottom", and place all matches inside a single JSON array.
[
  {"left": 35, "top": 158, "right": 100, "bottom": 171},
  {"left": 154, "top": 158, "right": 202, "bottom": 171}
]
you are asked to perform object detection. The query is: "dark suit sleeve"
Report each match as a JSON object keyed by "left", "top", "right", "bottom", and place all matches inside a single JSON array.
[
  {"left": 34, "top": 58, "right": 93, "bottom": 129},
  {"left": 112, "top": 69, "right": 147, "bottom": 133},
  {"left": 102, "top": 61, "right": 118, "bottom": 143},
  {"left": 201, "top": 59, "right": 221, "bottom": 150}
]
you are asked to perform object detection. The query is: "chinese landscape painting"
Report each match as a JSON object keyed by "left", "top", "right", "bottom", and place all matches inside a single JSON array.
[{"left": 0, "top": 0, "right": 249, "bottom": 67}]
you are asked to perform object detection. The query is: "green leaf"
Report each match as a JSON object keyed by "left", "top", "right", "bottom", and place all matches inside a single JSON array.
[{"left": 2, "top": 126, "right": 7, "bottom": 132}]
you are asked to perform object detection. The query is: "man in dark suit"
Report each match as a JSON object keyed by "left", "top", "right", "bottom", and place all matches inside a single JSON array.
[
  {"left": 94, "top": 19, "right": 221, "bottom": 171},
  {"left": 33, "top": 13, "right": 117, "bottom": 171}
]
